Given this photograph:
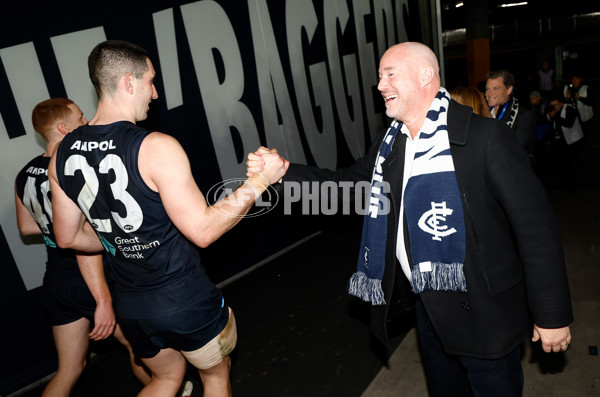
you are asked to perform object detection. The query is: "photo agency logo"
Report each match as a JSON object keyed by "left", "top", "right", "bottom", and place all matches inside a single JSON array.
[
  {"left": 207, "top": 180, "right": 391, "bottom": 218},
  {"left": 282, "top": 181, "right": 390, "bottom": 216},
  {"left": 207, "top": 178, "right": 279, "bottom": 218}
]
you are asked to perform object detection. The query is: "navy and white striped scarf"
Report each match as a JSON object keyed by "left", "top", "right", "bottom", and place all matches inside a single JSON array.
[
  {"left": 348, "top": 120, "right": 400, "bottom": 305},
  {"left": 349, "top": 89, "right": 467, "bottom": 305},
  {"left": 404, "top": 88, "right": 467, "bottom": 294}
]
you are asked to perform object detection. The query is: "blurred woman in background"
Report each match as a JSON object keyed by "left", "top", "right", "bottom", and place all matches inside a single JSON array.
[{"left": 449, "top": 86, "right": 492, "bottom": 117}]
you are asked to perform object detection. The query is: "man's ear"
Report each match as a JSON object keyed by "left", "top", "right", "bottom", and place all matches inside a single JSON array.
[
  {"left": 507, "top": 85, "right": 514, "bottom": 96},
  {"left": 56, "top": 122, "right": 69, "bottom": 135},
  {"left": 421, "top": 66, "right": 434, "bottom": 87},
  {"left": 124, "top": 72, "right": 135, "bottom": 94}
]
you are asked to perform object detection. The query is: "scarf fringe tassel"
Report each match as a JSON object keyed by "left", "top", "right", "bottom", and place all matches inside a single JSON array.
[
  {"left": 348, "top": 271, "right": 386, "bottom": 306},
  {"left": 411, "top": 262, "right": 467, "bottom": 294}
]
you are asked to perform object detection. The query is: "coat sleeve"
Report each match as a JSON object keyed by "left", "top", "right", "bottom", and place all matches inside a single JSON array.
[
  {"left": 514, "top": 107, "right": 537, "bottom": 154},
  {"left": 485, "top": 121, "right": 573, "bottom": 328},
  {"left": 283, "top": 129, "right": 387, "bottom": 184}
]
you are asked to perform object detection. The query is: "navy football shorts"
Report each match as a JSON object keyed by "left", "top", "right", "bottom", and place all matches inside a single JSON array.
[
  {"left": 118, "top": 298, "right": 230, "bottom": 358},
  {"left": 43, "top": 276, "right": 96, "bottom": 326}
]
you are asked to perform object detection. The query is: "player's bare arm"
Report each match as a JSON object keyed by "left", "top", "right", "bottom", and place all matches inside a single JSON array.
[
  {"left": 76, "top": 252, "right": 116, "bottom": 340},
  {"left": 139, "top": 132, "right": 288, "bottom": 248},
  {"left": 14, "top": 186, "right": 43, "bottom": 236},
  {"left": 48, "top": 151, "right": 104, "bottom": 252}
]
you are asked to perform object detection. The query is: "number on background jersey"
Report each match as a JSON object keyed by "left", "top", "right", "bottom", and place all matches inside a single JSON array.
[{"left": 23, "top": 177, "right": 51, "bottom": 233}]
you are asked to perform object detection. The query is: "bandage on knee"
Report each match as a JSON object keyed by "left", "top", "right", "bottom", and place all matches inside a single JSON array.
[{"left": 182, "top": 307, "right": 237, "bottom": 370}]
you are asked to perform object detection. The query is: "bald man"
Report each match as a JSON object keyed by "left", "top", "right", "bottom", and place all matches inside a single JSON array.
[{"left": 248, "top": 42, "right": 573, "bottom": 396}]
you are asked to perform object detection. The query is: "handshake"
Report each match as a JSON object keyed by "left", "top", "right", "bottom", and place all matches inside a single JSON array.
[{"left": 246, "top": 146, "right": 289, "bottom": 185}]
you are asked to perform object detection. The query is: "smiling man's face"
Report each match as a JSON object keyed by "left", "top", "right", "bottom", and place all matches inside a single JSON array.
[
  {"left": 377, "top": 48, "right": 422, "bottom": 121},
  {"left": 485, "top": 77, "right": 512, "bottom": 108}
]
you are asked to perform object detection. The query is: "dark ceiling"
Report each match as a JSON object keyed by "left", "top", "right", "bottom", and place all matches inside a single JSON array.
[{"left": 440, "top": 0, "right": 600, "bottom": 31}]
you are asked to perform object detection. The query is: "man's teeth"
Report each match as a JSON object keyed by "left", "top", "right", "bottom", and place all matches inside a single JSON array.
[{"left": 385, "top": 95, "right": 397, "bottom": 101}]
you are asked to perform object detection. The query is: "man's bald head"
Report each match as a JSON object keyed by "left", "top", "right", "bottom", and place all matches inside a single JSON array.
[
  {"left": 383, "top": 42, "right": 440, "bottom": 81},
  {"left": 377, "top": 42, "right": 441, "bottom": 134}
]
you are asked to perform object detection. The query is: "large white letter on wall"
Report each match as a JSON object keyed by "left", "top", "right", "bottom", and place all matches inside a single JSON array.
[
  {"left": 51, "top": 27, "right": 107, "bottom": 117},
  {"left": 394, "top": 0, "right": 410, "bottom": 44},
  {"left": 182, "top": 0, "right": 261, "bottom": 179},
  {"left": 0, "top": 42, "right": 50, "bottom": 290},
  {"left": 373, "top": 0, "right": 396, "bottom": 59},
  {"left": 286, "top": 0, "right": 336, "bottom": 170},
  {"left": 248, "top": 0, "right": 306, "bottom": 164},
  {"left": 373, "top": 0, "right": 410, "bottom": 58},
  {"left": 353, "top": 0, "right": 385, "bottom": 140},
  {"left": 323, "top": 0, "right": 365, "bottom": 159},
  {"left": 153, "top": 8, "right": 184, "bottom": 110}
]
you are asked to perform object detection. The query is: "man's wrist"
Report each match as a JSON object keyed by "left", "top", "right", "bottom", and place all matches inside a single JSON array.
[
  {"left": 256, "top": 171, "right": 270, "bottom": 185},
  {"left": 95, "top": 297, "right": 113, "bottom": 307},
  {"left": 245, "top": 174, "right": 268, "bottom": 197}
]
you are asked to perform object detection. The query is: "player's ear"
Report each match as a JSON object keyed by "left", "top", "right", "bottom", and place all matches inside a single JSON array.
[
  {"left": 123, "top": 72, "right": 135, "bottom": 94},
  {"left": 57, "top": 122, "right": 69, "bottom": 135}
]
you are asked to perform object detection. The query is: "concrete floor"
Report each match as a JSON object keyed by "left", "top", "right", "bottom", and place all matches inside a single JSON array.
[{"left": 362, "top": 147, "right": 600, "bottom": 397}]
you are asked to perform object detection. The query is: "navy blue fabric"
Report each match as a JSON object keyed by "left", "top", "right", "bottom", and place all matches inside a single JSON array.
[
  {"left": 349, "top": 120, "right": 401, "bottom": 305},
  {"left": 43, "top": 274, "right": 96, "bottom": 326},
  {"left": 119, "top": 301, "right": 230, "bottom": 358},
  {"left": 15, "top": 155, "right": 82, "bottom": 283},
  {"left": 416, "top": 299, "right": 524, "bottom": 397},
  {"left": 16, "top": 154, "right": 97, "bottom": 326},
  {"left": 403, "top": 90, "right": 467, "bottom": 294},
  {"left": 55, "top": 121, "right": 221, "bottom": 320}
]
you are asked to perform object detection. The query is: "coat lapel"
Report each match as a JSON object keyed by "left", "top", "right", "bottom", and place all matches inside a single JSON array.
[{"left": 447, "top": 100, "right": 472, "bottom": 146}]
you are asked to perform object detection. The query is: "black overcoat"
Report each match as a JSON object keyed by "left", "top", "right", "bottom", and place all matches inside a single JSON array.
[{"left": 284, "top": 100, "right": 573, "bottom": 359}]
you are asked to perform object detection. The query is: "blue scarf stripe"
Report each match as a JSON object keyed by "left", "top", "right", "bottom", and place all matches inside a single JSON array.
[
  {"left": 350, "top": 88, "right": 466, "bottom": 306},
  {"left": 404, "top": 88, "right": 467, "bottom": 294},
  {"left": 415, "top": 146, "right": 452, "bottom": 158},
  {"left": 420, "top": 124, "right": 448, "bottom": 139},
  {"left": 349, "top": 120, "right": 401, "bottom": 305},
  {"left": 434, "top": 148, "right": 452, "bottom": 158},
  {"left": 426, "top": 109, "right": 445, "bottom": 122}
]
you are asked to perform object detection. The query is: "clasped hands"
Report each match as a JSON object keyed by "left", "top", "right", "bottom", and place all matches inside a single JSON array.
[{"left": 247, "top": 146, "right": 288, "bottom": 184}]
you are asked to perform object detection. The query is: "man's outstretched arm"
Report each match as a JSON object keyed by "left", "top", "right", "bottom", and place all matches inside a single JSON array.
[{"left": 139, "top": 132, "right": 289, "bottom": 248}]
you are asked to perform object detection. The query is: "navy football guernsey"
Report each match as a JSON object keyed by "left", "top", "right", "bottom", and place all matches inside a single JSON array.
[
  {"left": 15, "top": 155, "right": 82, "bottom": 284},
  {"left": 55, "top": 121, "right": 221, "bottom": 319}
]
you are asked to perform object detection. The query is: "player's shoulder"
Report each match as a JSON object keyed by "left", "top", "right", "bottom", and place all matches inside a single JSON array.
[
  {"left": 140, "top": 131, "right": 185, "bottom": 160},
  {"left": 16, "top": 155, "right": 45, "bottom": 176},
  {"left": 142, "top": 131, "right": 180, "bottom": 146}
]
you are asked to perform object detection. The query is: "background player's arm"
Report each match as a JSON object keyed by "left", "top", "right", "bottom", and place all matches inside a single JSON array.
[
  {"left": 14, "top": 186, "right": 42, "bottom": 236},
  {"left": 139, "top": 132, "right": 288, "bottom": 248},
  {"left": 76, "top": 252, "right": 116, "bottom": 340},
  {"left": 48, "top": 153, "right": 104, "bottom": 252}
]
